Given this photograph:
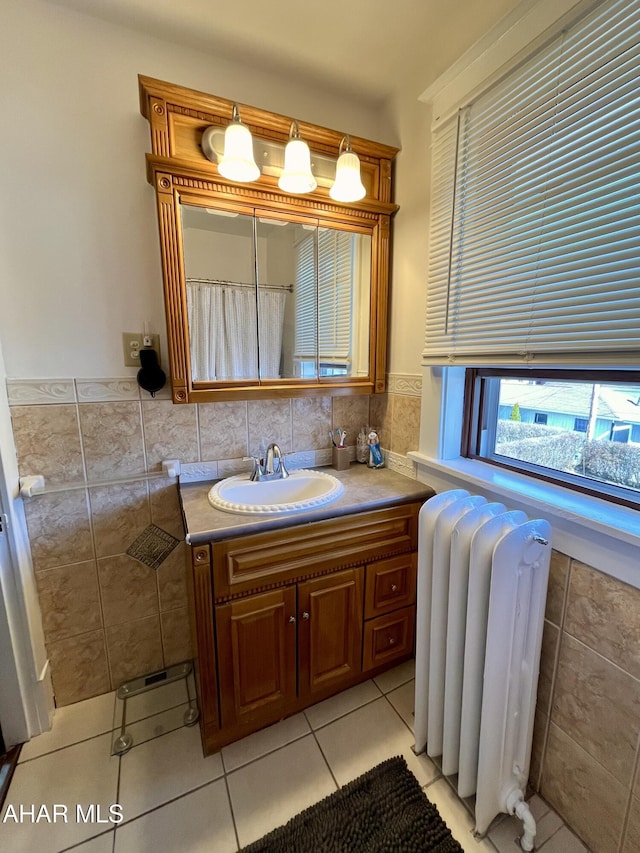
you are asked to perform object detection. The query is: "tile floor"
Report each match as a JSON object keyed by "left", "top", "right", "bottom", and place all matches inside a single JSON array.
[{"left": 0, "top": 661, "right": 589, "bottom": 853}]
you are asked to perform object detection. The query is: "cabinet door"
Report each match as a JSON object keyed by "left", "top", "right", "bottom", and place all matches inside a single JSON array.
[
  {"left": 298, "top": 567, "right": 364, "bottom": 700},
  {"left": 216, "top": 588, "right": 297, "bottom": 730}
]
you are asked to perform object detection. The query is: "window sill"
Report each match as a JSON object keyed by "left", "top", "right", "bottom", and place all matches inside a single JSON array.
[{"left": 408, "top": 451, "right": 640, "bottom": 590}]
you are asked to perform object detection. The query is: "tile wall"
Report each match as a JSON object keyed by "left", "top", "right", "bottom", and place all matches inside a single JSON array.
[
  {"left": 6, "top": 375, "right": 422, "bottom": 707},
  {"left": 531, "top": 551, "right": 640, "bottom": 852}
]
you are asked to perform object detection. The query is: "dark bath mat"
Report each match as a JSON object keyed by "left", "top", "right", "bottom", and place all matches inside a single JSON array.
[{"left": 240, "top": 755, "right": 464, "bottom": 853}]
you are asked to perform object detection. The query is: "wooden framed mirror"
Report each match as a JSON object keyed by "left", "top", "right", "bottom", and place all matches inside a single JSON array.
[{"left": 139, "top": 76, "right": 399, "bottom": 404}]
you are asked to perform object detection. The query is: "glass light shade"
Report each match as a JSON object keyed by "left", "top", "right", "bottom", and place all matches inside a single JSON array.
[
  {"left": 278, "top": 138, "right": 317, "bottom": 194},
  {"left": 218, "top": 121, "right": 260, "bottom": 183},
  {"left": 329, "top": 150, "right": 366, "bottom": 202}
]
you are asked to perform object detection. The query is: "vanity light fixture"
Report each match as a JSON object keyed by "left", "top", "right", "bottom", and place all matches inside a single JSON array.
[
  {"left": 217, "top": 103, "right": 260, "bottom": 183},
  {"left": 278, "top": 121, "right": 317, "bottom": 194},
  {"left": 329, "top": 135, "right": 366, "bottom": 203}
]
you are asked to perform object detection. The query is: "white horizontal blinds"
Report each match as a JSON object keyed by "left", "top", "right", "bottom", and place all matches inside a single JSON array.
[
  {"left": 425, "top": 113, "right": 461, "bottom": 344},
  {"left": 294, "top": 231, "right": 317, "bottom": 360},
  {"left": 317, "top": 228, "right": 353, "bottom": 361},
  {"left": 423, "top": 0, "right": 640, "bottom": 365}
]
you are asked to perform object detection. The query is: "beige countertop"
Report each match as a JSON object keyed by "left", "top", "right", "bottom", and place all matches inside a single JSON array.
[{"left": 179, "top": 464, "right": 436, "bottom": 545}]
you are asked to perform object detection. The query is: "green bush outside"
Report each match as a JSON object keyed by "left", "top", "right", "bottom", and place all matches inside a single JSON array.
[{"left": 495, "top": 420, "right": 640, "bottom": 490}]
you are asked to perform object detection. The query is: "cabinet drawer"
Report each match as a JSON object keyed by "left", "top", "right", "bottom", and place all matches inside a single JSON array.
[
  {"left": 362, "top": 605, "right": 415, "bottom": 672},
  {"left": 364, "top": 554, "right": 416, "bottom": 619},
  {"left": 212, "top": 503, "right": 420, "bottom": 600}
]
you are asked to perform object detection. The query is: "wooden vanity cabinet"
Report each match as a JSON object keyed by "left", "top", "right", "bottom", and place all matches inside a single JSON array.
[{"left": 187, "top": 502, "right": 421, "bottom": 755}]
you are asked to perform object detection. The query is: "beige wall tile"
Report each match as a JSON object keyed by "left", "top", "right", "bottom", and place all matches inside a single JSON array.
[
  {"left": 623, "top": 795, "right": 640, "bottom": 853},
  {"left": 546, "top": 551, "right": 569, "bottom": 626},
  {"left": 390, "top": 394, "right": 420, "bottom": 455},
  {"left": 199, "top": 401, "right": 248, "bottom": 461},
  {"left": 10, "top": 404, "right": 84, "bottom": 485},
  {"left": 47, "top": 629, "right": 111, "bottom": 706},
  {"left": 551, "top": 633, "right": 640, "bottom": 785},
  {"left": 156, "top": 542, "right": 188, "bottom": 613},
  {"left": 97, "top": 554, "right": 159, "bottom": 627},
  {"left": 331, "top": 396, "right": 370, "bottom": 448},
  {"left": 565, "top": 560, "right": 640, "bottom": 680},
  {"left": 247, "top": 399, "right": 292, "bottom": 456},
  {"left": 149, "top": 478, "right": 185, "bottom": 541},
  {"left": 542, "top": 722, "right": 626, "bottom": 853},
  {"left": 160, "top": 608, "right": 193, "bottom": 666},
  {"left": 79, "top": 401, "right": 145, "bottom": 480},
  {"left": 369, "top": 393, "right": 392, "bottom": 449},
  {"left": 537, "top": 620, "right": 559, "bottom": 717},
  {"left": 24, "top": 490, "right": 94, "bottom": 571},
  {"left": 36, "top": 561, "right": 102, "bottom": 643},
  {"left": 292, "top": 397, "right": 332, "bottom": 451},
  {"left": 89, "top": 482, "right": 150, "bottom": 559},
  {"left": 106, "top": 615, "right": 164, "bottom": 688},
  {"left": 142, "top": 400, "right": 199, "bottom": 472}
]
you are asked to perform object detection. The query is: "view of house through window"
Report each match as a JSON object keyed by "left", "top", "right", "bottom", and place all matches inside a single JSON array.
[{"left": 466, "top": 371, "right": 640, "bottom": 504}]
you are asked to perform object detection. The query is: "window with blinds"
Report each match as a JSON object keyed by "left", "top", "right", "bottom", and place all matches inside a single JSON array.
[
  {"left": 423, "top": 0, "right": 640, "bottom": 367},
  {"left": 295, "top": 228, "right": 354, "bottom": 374}
]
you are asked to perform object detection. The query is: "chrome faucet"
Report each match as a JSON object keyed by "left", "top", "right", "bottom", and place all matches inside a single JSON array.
[{"left": 245, "top": 443, "right": 290, "bottom": 481}]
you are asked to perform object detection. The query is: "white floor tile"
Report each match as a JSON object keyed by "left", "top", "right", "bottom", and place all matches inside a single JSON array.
[
  {"left": 71, "top": 831, "right": 115, "bottom": 852},
  {"left": 112, "top": 704, "right": 192, "bottom": 754},
  {"left": 424, "top": 779, "right": 495, "bottom": 852},
  {"left": 114, "top": 778, "right": 236, "bottom": 853},
  {"left": 538, "top": 826, "right": 589, "bottom": 852},
  {"left": 303, "top": 680, "right": 381, "bottom": 730},
  {"left": 19, "top": 692, "right": 116, "bottom": 763},
  {"left": 118, "top": 725, "right": 223, "bottom": 822},
  {"left": 0, "top": 734, "right": 119, "bottom": 853},
  {"left": 373, "top": 658, "right": 415, "bottom": 694},
  {"left": 227, "top": 734, "right": 336, "bottom": 848},
  {"left": 222, "top": 713, "right": 309, "bottom": 773},
  {"left": 314, "top": 696, "right": 438, "bottom": 788},
  {"left": 528, "top": 793, "right": 551, "bottom": 821},
  {"left": 488, "top": 813, "right": 529, "bottom": 852},
  {"left": 386, "top": 678, "right": 415, "bottom": 731}
]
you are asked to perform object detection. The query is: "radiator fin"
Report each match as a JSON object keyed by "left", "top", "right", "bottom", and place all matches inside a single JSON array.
[{"left": 415, "top": 490, "right": 551, "bottom": 838}]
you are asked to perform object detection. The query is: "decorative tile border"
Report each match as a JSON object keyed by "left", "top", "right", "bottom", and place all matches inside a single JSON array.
[
  {"left": 6, "top": 379, "right": 76, "bottom": 405},
  {"left": 75, "top": 378, "right": 140, "bottom": 402},
  {"left": 387, "top": 373, "right": 422, "bottom": 397},
  {"left": 180, "top": 461, "right": 219, "bottom": 483},
  {"left": 384, "top": 449, "right": 417, "bottom": 479}
]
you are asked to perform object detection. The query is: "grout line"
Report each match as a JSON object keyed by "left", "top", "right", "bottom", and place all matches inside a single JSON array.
[
  {"left": 222, "top": 728, "right": 311, "bottom": 777},
  {"left": 58, "top": 827, "right": 115, "bottom": 853},
  {"left": 309, "top": 726, "right": 340, "bottom": 790},
  {"left": 113, "top": 773, "right": 226, "bottom": 830},
  {"left": 222, "top": 773, "right": 241, "bottom": 852}
]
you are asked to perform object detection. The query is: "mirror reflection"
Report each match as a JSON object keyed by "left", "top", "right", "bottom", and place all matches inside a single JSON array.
[{"left": 181, "top": 204, "right": 371, "bottom": 384}]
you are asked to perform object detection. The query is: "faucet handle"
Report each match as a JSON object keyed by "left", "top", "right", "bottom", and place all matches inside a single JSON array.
[{"left": 242, "top": 456, "right": 264, "bottom": 481}]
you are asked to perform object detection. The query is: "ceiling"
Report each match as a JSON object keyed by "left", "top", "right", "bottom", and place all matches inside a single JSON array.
[{"left": 45, "top": 0, "right": 523, "bottom": 104}]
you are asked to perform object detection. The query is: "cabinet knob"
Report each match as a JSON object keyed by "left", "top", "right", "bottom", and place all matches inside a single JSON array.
[
  {"left": 391, "top": 584, "right": 398, "bottom": 593},
  {"left": 288, "top": 615, "right": 296, "bottom": 623},
  {"left": 388, "top": 637, "right": 396, "bottom": 646},
  {"left": 302, "top": 611, "right": 310, "bottom": 620}
]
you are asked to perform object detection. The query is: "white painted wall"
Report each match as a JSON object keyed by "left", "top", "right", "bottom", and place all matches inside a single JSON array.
[{"left": 0, "top": 0, "right": 396, "bottom": 380}]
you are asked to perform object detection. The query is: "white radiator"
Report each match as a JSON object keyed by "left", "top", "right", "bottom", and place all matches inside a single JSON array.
[{"left": 414, "top": 489, "right": 551, "bottom": 851}]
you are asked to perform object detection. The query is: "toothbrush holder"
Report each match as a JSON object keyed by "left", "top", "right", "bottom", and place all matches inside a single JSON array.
[{"left": 331, "top": 446, "right": 351, "bottom": 471}]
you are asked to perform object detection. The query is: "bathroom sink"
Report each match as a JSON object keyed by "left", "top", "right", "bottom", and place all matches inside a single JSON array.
[{"left": 208, "top": 469, "right": 344, "bottom": 515}]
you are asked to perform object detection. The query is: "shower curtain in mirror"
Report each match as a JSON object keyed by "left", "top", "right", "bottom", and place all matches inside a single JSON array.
[{"left": 187, "top": 281, "right": 286, "bottom": 381}]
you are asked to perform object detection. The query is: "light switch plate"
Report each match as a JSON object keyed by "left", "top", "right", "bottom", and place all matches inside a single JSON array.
[{"left": 122, "top": 332, "right": 160, "bottom": 367}]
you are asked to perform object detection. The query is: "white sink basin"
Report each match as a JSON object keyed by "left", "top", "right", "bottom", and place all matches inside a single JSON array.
[{"left": 208, "top": 469, "right": 344, "bottom": 515}]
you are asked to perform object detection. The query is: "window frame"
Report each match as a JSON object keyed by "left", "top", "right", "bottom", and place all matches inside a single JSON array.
[{"left": 462, "top": 367, "right": 640, "bottom": 510}]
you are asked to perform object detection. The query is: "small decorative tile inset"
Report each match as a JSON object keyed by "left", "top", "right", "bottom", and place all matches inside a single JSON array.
[{"left": 127, "top": 524, "right": 180, "bottom": 570}]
